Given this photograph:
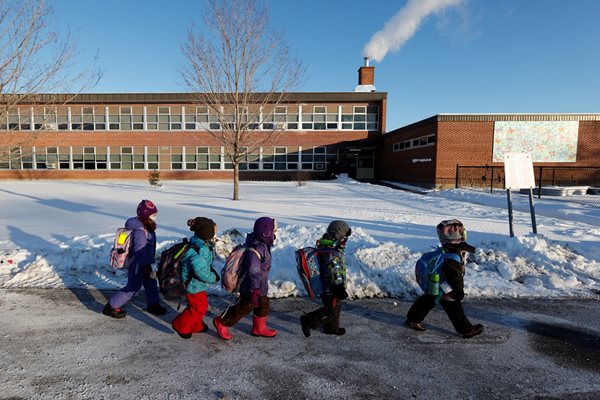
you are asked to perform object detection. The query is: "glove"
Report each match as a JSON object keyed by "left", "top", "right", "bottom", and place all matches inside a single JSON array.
[
  {"left": 453, "top": 289, "right": 465, "bottom": 301},
  {"left": 143, "top": 265, "right": 156, "bottom": 279},
  {"left": 446, "top": 289, "right": 464, "bottom": 301},
  {"left": 250, "top": 289, "right": 261, "bottom": 307},
  {"left": 333, "top": 285, "right": 348, "bottom": 300}
]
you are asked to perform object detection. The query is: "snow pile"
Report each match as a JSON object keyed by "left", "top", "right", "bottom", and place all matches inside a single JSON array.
[
  {"left": 1, "top": 225, "right": 598, "bottom": 299},
  {"left": 0, "top": 178, "right": 598, "bottom": 299}
]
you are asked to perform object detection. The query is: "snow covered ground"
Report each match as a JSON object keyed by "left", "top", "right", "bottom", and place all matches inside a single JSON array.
[{"left": 1, "top": 176, "right": 599, "bottom": 299}]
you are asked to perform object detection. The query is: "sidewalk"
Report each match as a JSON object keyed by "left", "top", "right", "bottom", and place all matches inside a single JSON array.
[{"left": 1, "top": 289, "right": 599, "bottom": 399}]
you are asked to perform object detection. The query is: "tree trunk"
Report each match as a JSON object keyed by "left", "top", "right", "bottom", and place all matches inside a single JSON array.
[{"left": 233, "top": 162, "right": 240, "bottom": 200}]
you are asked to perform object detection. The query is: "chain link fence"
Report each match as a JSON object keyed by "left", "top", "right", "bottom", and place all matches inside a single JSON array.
[{"left": 455, "top": 165, "right": 600, "bottom": 207}]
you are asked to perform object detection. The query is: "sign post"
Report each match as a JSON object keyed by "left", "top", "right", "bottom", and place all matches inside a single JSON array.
[{"left": 503, "top": 153, "right": 537, "bottom": 237}]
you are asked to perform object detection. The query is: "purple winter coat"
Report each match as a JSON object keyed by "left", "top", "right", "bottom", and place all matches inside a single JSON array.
[
  {"left": 125, "top": 217, "right": 156, "bottom": 273},
  {"left": 238, "top": 233, "right": 272, "bottom": 297}
]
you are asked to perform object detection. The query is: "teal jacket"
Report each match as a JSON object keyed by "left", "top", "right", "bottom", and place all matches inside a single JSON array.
[{"left": 180, "top": 235, "right": 218, "bottom": 294}]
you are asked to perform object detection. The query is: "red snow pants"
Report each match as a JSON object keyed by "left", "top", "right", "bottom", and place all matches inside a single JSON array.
[{"left": 172, "top": 291, "right": 209, "bottom": 334}]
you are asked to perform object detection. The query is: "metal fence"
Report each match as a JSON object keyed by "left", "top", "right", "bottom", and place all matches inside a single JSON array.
[{"left": 455, "top": 165, "right": 600, "bottom": 206}]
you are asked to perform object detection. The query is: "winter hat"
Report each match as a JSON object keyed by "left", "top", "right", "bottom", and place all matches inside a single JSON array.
[
  {"left": 187, "top": 217, "right": 216, "bottom": 241},
  {"left": 136, "top": 199, "right": 158, "bottom": 220},
  {"left": 437, "top": 219, "right": 467, "bottom": 244},
  {"left": 326, "top": 220, "right": 352, "bottom": 242},
  {"left": 253, "top": 217, "right": 276, "bottom": 244}
]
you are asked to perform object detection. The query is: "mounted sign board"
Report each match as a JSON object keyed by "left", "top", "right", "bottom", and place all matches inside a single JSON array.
[{"left": 504, "top": 153, "right": 535, "bottom": 189}]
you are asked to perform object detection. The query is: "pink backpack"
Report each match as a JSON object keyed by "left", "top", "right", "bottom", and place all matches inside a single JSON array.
[
  {"left": 221, "top": 245, "right": 261, "bottom": 293},
  {"left": 109, "top": 227, "right": 145, "bottom": 269}
]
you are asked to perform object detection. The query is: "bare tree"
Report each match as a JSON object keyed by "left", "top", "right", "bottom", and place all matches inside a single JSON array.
[
  {"left": 180, "top": 0, "right": 304, "bottom": 200},
  {"left": 0, "top": 0, "right": 100, "bottom": 162}
]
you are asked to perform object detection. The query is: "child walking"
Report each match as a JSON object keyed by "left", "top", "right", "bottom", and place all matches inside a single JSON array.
[
  {"left": 213, "top": 217, "right": 278, "bottom": 340},
  {"left": 103, "top": 199, "right": 167, "bottom": 319},
  {"left": 405, "top": 219, "right": 484, "bottom": 338},
  {"left": 300, "top": 220, "right": 351, "bottom": 337},
  {"left": 171, "top": 217, "right": 219, "bottom": 339}
]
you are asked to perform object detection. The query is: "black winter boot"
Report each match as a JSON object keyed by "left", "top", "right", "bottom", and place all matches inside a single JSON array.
[
  {"left": 300, "top": 316, "right": 311, "bottom": 337},
  {"left": 146, "top": 303, "right": 167, "bottom": 316},
  {"left": 323, "top": 327, "right": 346, "bottom": 336},
  {"left": 405, "top": 320, "right": 427, "bottom": 331},
  {"left": 102, "top": 303, "right": 126, "bottom": 319},
  {"left": 462, "top": 324, "right": 484, "bottom": 338}
]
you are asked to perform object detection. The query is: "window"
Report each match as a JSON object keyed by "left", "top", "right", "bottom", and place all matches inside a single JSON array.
[
  {"left": 120, "top": 108, "right": 132, "bottom": 130},
  {"left": 110, "top": 146, "right": 143, "bottom": 170},
  {"left": 392, "top": 134, "right": 435, "bottom": 152},
  {"left": 341, "top": 105, "right": 378, "bottom": 131}
]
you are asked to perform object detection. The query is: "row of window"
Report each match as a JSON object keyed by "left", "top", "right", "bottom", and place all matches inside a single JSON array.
[
  {"left": 0, "top": 146, "right": 338, "bottom": 171},
  {"left": 392, "top": 134, "right": 436, "bottom": 152},
  {"left": 0, "top": 105, "right": 379, "bottom": 132}
]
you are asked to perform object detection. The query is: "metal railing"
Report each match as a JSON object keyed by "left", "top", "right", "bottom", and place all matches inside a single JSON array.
[{"left": 455, "top": 165, "right": 600, "bottom": 206}]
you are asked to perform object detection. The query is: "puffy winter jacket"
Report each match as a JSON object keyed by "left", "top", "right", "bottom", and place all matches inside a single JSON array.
[
  {"left": 180, "top": 235, "right": 218, "bottom": 294},
  {"left": 238, "top": 233, "right": 272, "bottom": 297},
  {"left": 440, "top": 242, "right": 475, "bottom": 300},
  {"left": 316, "top": 238, "right": 347, "bottom": 293},
  {"left": 125, "top": 217, "right": 155, "bottom": 273}
]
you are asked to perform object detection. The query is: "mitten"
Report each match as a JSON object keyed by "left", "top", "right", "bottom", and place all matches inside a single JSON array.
[
  {"left": 333, "top": 285, "right": 348, "bottom": 300},
  {"left": 250, "top": 289, "right": 261, "bottom": 307},
  {"left": 453, "top": 289, "right": 465, "bottom": 301}
]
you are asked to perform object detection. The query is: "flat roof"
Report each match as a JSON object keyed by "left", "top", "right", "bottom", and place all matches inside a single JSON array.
[
  {"left": 0, "top": 92, "right": 387, "bottom": 104},
  {"left": 436, "top": 113, "right": 600, "bottom": 122}
]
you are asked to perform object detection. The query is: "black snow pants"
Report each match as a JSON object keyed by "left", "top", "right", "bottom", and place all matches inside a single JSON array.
[
  {"left": 406, "top": 294, "right": 474, "bottom": 334},
  {"left": 302, "top": 294, "right": 342, "bottom": 332}
]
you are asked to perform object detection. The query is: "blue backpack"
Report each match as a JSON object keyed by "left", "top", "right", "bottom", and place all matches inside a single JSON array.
[{"left": 415, "top": 248, "right": 462, "bottom": 297}]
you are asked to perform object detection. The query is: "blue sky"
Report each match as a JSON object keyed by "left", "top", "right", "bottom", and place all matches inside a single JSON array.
[{"left": 52, "top": 0, "right": 600, "bottom": 131}]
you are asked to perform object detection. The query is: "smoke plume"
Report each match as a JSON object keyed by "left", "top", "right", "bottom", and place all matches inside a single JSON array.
[{"left": 363, "top": 0, "right": 463, "bottom": 62}]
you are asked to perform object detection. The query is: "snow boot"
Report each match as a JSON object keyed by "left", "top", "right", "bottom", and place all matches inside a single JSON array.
[
  {"left": 251, "top": 316, "right": 277, "bottom": 337},
  {"left": 146, "top": 303, "right": 167, "bottom": 316},
  {"left": 405, "top": 320, "right": 426, "bottom": 331},
  {"left": 300, "top": 316, "right": 311, "bottom": 337},
  {"left": 462, "top": 324, "right": 484, "bottom": 339},
  {"left": 102, "top": 303, "right": 126, "bottom": 319},
  {"left": 323, "top": 327, "right": 346, "bottom": 336},
  {"left": 175, "top": 330, "right": 192, "bottom": 339},
  {"left": 213, "top": 317, "right": 232, "bottom": 340}
]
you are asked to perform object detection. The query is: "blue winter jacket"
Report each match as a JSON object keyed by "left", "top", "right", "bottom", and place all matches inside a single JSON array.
[
  {"left": 179, "top": 235, "right": 218, "bottom": 294},
  {"left": 238, "top": 233, "right": 272, "bottom": 297},
  {"left": 125, "top": 217, "right": 156, "bottom": 273}
]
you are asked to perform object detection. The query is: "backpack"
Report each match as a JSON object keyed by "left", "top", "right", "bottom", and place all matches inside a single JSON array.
[
  {"left": 221, "top": 245, "right": 261, "bottom": 293},
  {"left": 156, "top": 239, "right": 199, "bottom": 301},
  {"left": 295, "top": 246, "right": 338, "bottom": 300},
  {"left": 109, "top": 227, "right": 137, "bottom": 269},
  {"left": 414, "top": 248, "right": 462, "bottom": 297}
]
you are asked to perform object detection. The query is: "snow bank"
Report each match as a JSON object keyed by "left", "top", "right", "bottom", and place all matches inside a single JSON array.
[{"left": 1, "top": 225, "right": 598, "bottom": 299}]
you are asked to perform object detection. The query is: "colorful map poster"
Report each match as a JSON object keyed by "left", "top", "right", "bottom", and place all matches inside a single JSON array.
[{"left": 492, "top": 121, "right": 578, "bottom": 162}]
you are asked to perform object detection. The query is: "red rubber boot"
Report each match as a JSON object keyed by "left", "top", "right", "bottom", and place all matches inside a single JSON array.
[
  {"left": 251, "top": 315, "right": 277, "bottom": 337},
  {"left": 213, "top": 317, "right": 232, "bottom": 340}
]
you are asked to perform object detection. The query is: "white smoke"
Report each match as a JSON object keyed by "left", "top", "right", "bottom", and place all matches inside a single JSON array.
[{"left": 363, "top": 0, "right": 464, "bottom": 62}]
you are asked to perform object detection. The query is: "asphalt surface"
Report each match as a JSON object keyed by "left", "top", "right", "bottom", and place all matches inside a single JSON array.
[{"left": 1, "top": 289, "right": 599, "bottom": 400}]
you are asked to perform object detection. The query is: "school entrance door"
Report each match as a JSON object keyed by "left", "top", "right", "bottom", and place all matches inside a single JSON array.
[{"left": 342, "top": 148, "right": 375, "bottom": 180}]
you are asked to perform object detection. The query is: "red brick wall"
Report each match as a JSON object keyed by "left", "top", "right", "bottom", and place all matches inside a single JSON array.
[
  {"left": 435, "top": 121, "right": 495, "bottom": 185},
  {"left": 577, "top": 121, "right": 600, "bottom": 163},
  {"left": 0, "top": 130, "right": 370, "bottom": 179},
  {"left": 381, "top": 118, "right": 600, "bottom": 187},
  {"left": 378, "top": 118, "right": 437, "bottom": 185}
]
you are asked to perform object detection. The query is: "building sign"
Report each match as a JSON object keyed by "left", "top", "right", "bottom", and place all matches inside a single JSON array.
[{"left": 493, "top": 121, "right": 578, "bottom": 162}]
